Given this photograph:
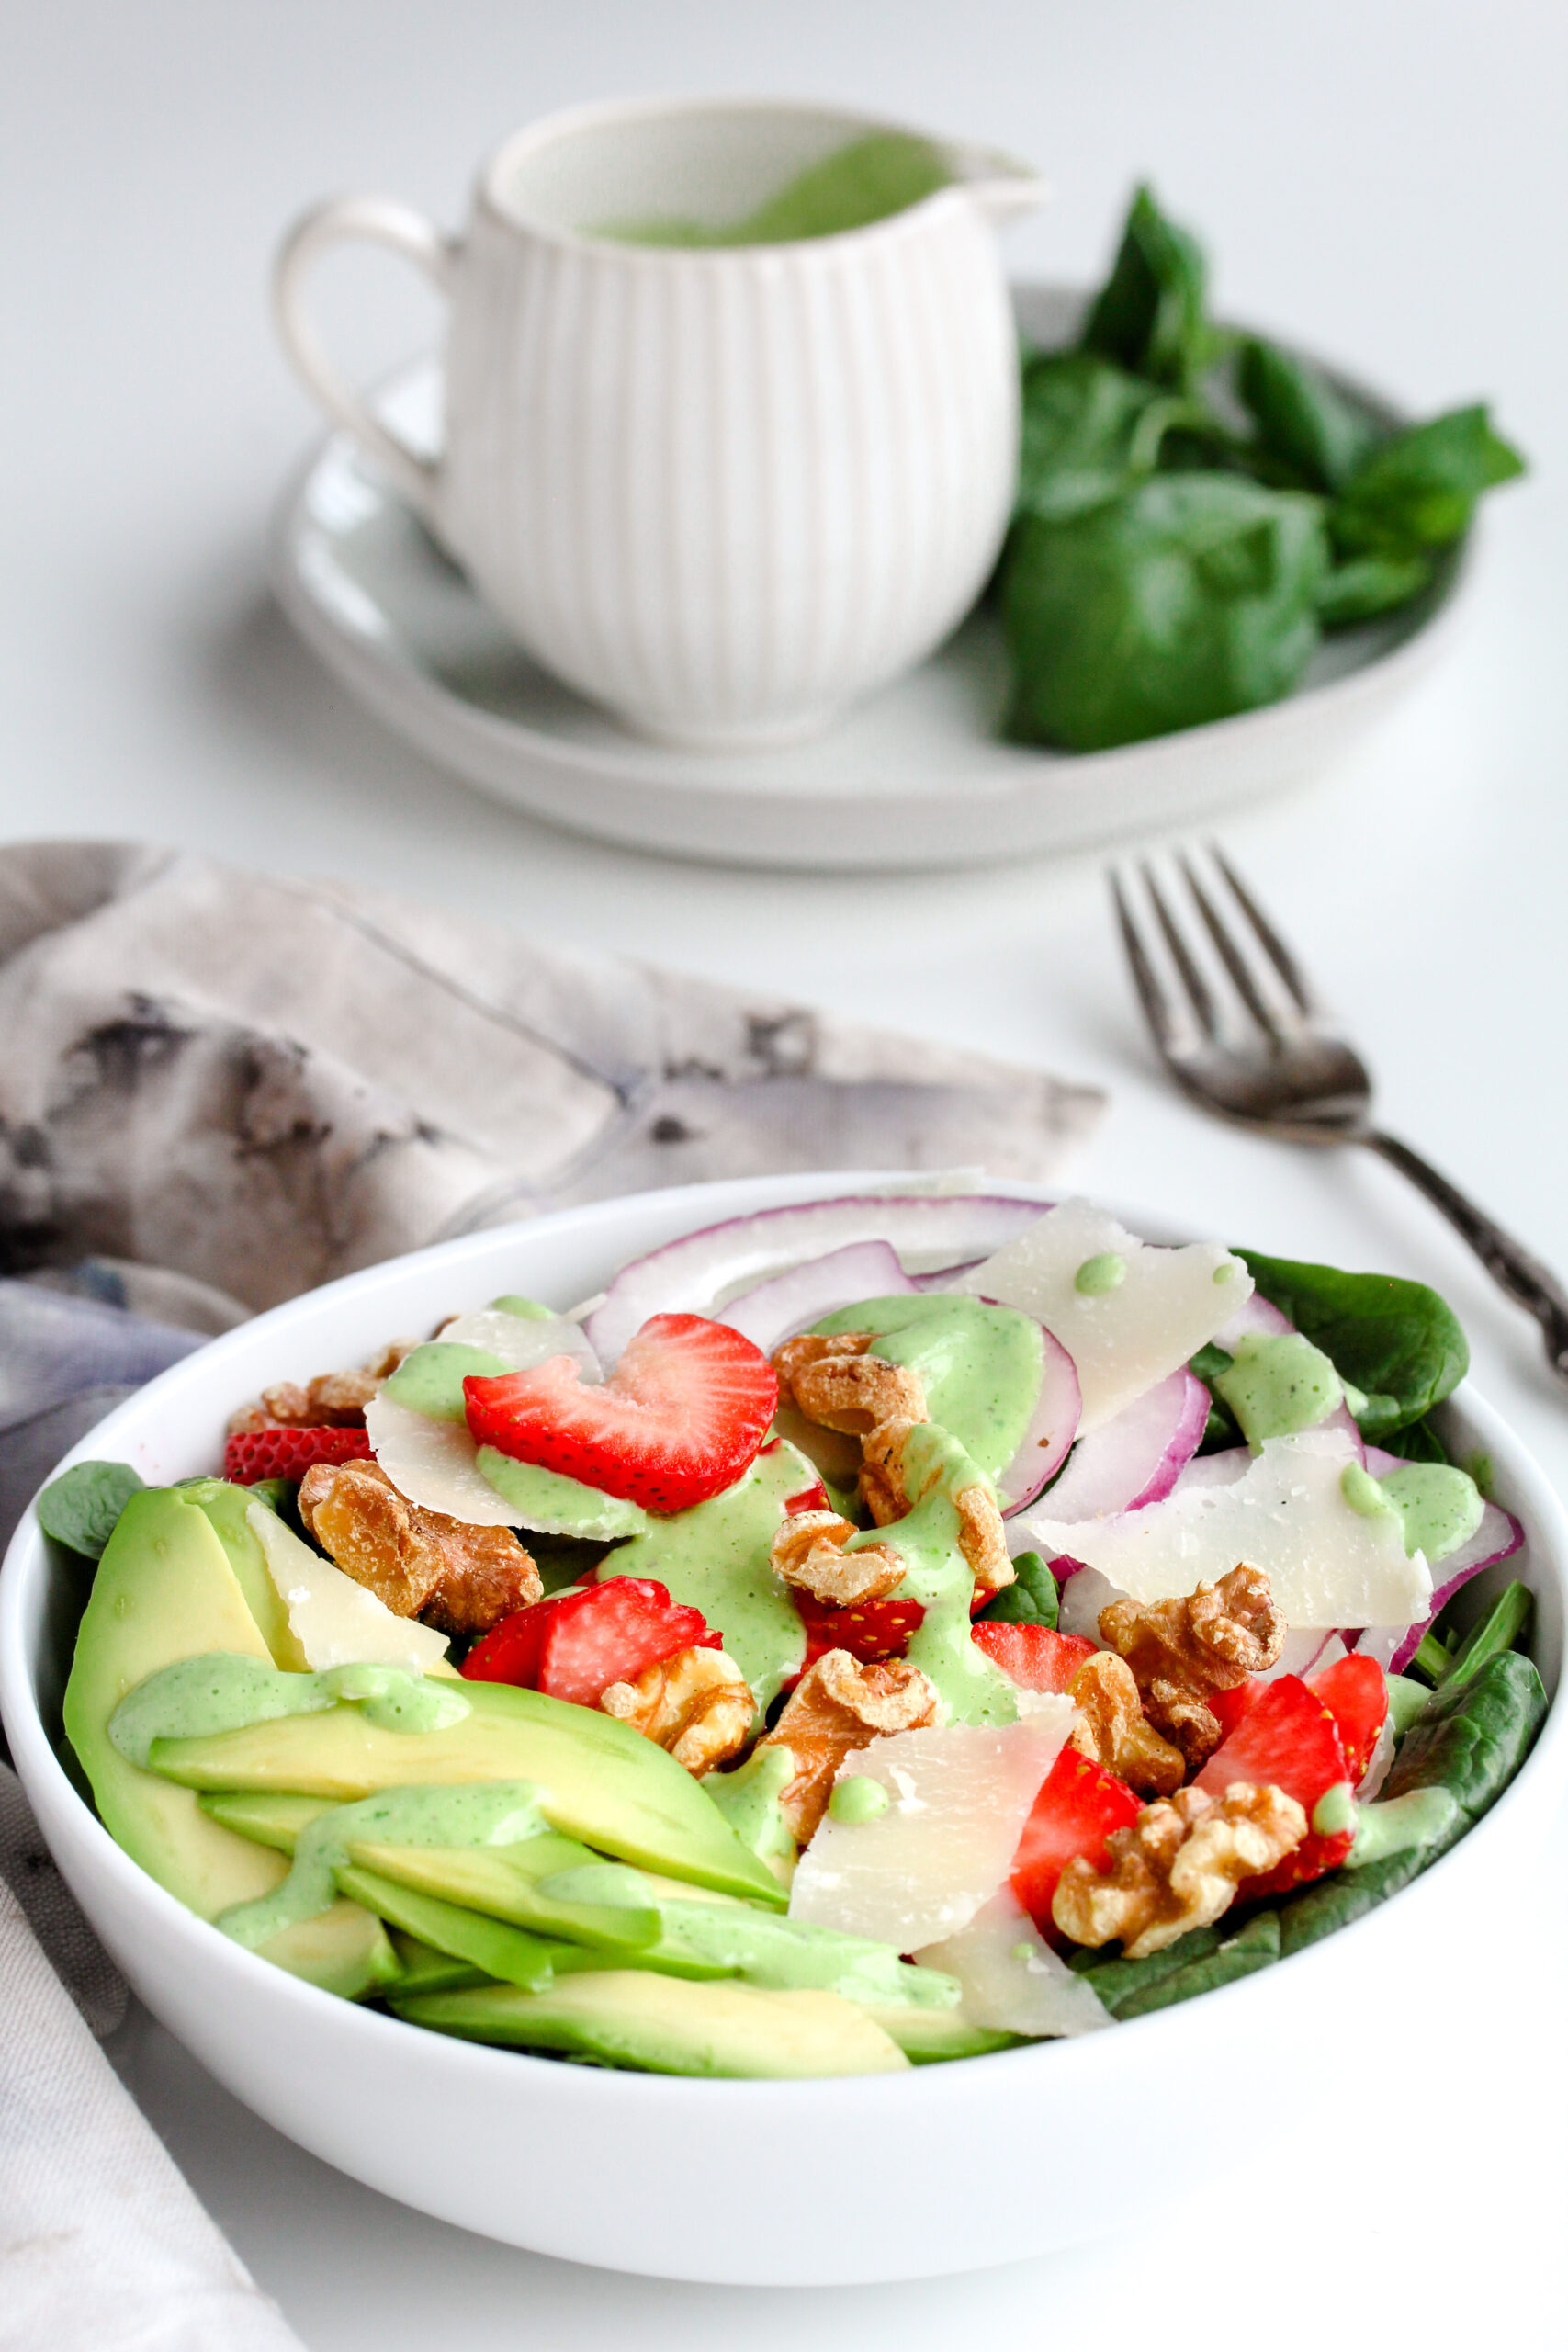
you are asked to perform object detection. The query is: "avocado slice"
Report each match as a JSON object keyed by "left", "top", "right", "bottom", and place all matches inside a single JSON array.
[
  {"left": 388, "top": 1930, "right": 490, "bottom": 1996},
  {"left": 146, "top": 1678, "right": 787, "bottom": 1906},
  {"left": 393, "top": 1972, "right": 910, "bottom": 2076},
  {"left": 199, "top": 1792, "right": 666, "bottom": 1955},
  {"left": 864, "top": 2006, "right": 1022, "bottom": 2063},
  {"left": 179, "top": 1478, "right": 299, "bottom": 1665},
  {"left": 62, "top": 1488, "right": 395, "bottom": 1997}
]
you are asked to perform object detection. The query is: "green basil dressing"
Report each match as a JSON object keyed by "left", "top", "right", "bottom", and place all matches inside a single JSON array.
[
  {"left": 1347, "top": 1785, "right": 1464, "bottom": 1868},
  {"left": 1073, "top": 1250, "right": 1126, "bottom": 1296},
  {"left": 108, "top": 1653, "right": 470, "bottom": 1770},
  {"left": 849, "top": 1422, "right": 1019, "bottom": 1725},
  {"left": 705, "top": 1744, "right": 799, "bottom": 1873},
  {"left": 810, "top": 1294, "right": 1045, "bottom": 1492},
  {"left": 599, "top": 1440, "right": 814, "bottom": 1718},
  {"left": 218, "top": 1782, "right": 550, "bottom": 1951},
  {"left": 1213, "top": 1330, "right": 1343, "bottom": 1445},
  {"left": 1378, "top": 1463, "right": 1485, "bottom": 1563},
  {"left": 829, "top": 1773, "right": 890, "bottom": 1825}
]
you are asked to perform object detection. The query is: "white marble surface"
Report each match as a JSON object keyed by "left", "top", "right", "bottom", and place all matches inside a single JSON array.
[{"left": 6, "top": 1, "right": 1568, "bottom": 2341}]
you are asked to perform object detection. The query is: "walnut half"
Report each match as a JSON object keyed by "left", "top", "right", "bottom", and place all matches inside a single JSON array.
[
  {"left": 299, "top": 1459, "right": 540, "bottom": 1637},
  {"left": 1052, "top": 1781, "right": 1307, "bottom": 1960},
  {"left": 1067, "top": 1652, "right": 1186, "bottom": 1798},
  {"left": 1098, "top": 1564, "right": 1285, "bottom": 1769},
  {"left": 228, "top": 1341, "right": 416, "bottom": 1435},
  {"left": 773, "top": 1333, "right": 928, "bottom": 1435},
  {"left": 759, "top": 1649, "right": 939, "bottom": 1842},
  {"left": 770, "top": 1510, "right": 905, "bottom": 1606},
  {"left": 599, "top": 1646, "right": 753, "bottom": 1776}
]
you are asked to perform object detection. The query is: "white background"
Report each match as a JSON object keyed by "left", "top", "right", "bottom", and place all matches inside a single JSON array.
[{"left": 6, "top": 3, "right": 1568, "bottom": 2343}]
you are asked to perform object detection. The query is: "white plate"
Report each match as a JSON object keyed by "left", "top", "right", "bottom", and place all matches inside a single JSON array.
[
  {"left": 4, "top": 1174, "right": 1564, "bottom": 2284},
  {"left": 271, "top": 289, "right": 1472, "bottom": 871}
]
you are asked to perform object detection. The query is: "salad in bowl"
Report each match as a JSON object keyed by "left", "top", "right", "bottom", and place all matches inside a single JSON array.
[{"left": 4, "top": 1176, "right": 1562, "bottom": 2280}]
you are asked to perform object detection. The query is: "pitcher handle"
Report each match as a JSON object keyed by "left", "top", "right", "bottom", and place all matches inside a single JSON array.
[{"left": 273, "top": 195, "right": 458, "bottom": 521}]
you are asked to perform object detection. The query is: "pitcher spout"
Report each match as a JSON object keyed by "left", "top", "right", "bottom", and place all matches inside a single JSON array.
[{"left": 945, "top": 142, "right": 1050, "bottom": 227}]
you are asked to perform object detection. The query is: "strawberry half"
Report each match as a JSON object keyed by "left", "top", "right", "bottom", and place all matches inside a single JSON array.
[
  {"left": 1011, "top": 1747, "right": 1142, "bottom": 1939},
  {"left": 971, "top": 1621, "right": 1097, "bottom": 1694},
  {"left": 462, "top": 1576, "right": 721, "bottom": 1706},
  {"left": 464, "top": 1313, "right": 777, "bottom": 1515},
  {"left": 795, "top": 1592, "right": 927, "bottom": 1671},
  {"left": 223, "top": 1426, "right": 372, "bottom": 1484},
  {"left": 1309, "top": 1652, "right": 1389, "bottom": 1785},
  {"left": 1196, "top": 1672, "right": 1353, "bottom": 1897}
]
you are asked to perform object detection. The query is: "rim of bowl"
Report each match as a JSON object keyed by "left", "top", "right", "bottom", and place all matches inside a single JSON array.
[{"left": 3, "top": 1171, "right": 1564, "bottom": 2104}]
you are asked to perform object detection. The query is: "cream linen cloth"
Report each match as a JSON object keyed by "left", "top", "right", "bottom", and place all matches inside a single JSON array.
[{"left": 0, "top": 838, "right": 1102, "bottom": 2349}]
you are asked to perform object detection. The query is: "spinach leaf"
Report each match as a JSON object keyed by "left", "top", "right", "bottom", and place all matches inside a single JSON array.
[
  {"left": 1236, "top": 1250, "right": 1468, "bottom": 1441},
  {"left": 1377, "top": 1414, "right": 1450, "bottom": 1465},
  {"left": 976, "top": 1548, "right": 1058, "bottom": 1629},
  {"left": 1382, "top": 1649, "right": 1547, "bottom": 1824},
  {"left": 1002, "top": 474, "right": 1326, "bottom": 751},
  {"left": 1015, "top": 352, "right": 1176, "bottom": 523},
  {"left": 1277, "top": 1844, "right": 1429, "bottom": 1957},
  {"left": 1066, "top": 1922, "right": 1224, "bottom": 2014},
  {"left": 1316, "top": 552, "right": 1437, "bottom": 628},
  {"left": 1438, "top": 1580, "right": 1532, "bottom": 1695},
  {"left": 1331, "top": 404, "right": 1525, "bottom": 557},
  {"left": 36, "top": 1459, "right": 145, "bottom": 1560},
  {"left": 1236, "top": 337, "right": 1381, "bottom": 494},
  {"left": 1079, "top": 185, "right": 1215, "bottom": 394},
  {"left": 1114, "top": 1907, "right": 1279, "bottom": 2016}
]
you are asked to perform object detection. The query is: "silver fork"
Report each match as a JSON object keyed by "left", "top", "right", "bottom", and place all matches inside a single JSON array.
[{"left": 1111, "top": 842, "right": 1568, "bottom": 1386}]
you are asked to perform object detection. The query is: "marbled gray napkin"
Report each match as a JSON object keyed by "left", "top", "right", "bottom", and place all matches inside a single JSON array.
[{"left": 0, "top": 836, "right": 1102, "bottom": 2347}]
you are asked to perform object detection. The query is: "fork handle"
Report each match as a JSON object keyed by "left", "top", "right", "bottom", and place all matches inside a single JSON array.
[{"left": 1365, "top": 1130, "right": 1568, "bottom": 1384}]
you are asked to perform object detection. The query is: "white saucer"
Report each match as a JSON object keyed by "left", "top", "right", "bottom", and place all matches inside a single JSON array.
[{"left": 270, "top": 286, "right": 1472, "bottom": 871}]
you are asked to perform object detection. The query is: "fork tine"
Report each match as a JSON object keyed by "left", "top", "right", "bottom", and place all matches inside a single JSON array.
[
  {"left": 1141, "top": 863, "right": 1222, "bottom": 1042},
  {"left": 1110, "top": 869, "right": 1182, "bottom": 1057},
  {"left": 1179, "top": 853, "right": 1289, "bottom": 1046},
  {"left": 1207, "top": 842, "right": 1320, "bottom": 1018}
]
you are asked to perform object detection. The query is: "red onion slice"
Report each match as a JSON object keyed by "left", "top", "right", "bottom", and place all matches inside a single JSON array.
[
  {"left": 1359, "top": 1499, "right": 1525, "bottom": 1674},
  {"left": 1036, "top": 1368, "right": 1208, "bottom": 1522},
  {"left": 584, "top": 1193, "right": 1048, "bottom": 1367},
  {"left": 718, "top": 1240, "right": 915, "bottom": 1357},
  {"left": 912, "top": 1260, "right": 984, "bottom": 1292},
  {"left": 995, "top": 1317, "right": 1081, "bottom": 1515}
]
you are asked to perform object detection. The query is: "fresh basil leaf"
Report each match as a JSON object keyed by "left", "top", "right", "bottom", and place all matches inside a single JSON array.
[
  {"left": 1377, "top": 1414, "right": 1450, "bottom": 1465},
  {"left": 1277, "top": 1844, "right": 1428, "bottom": 1956},
  {"left": 1437, "top": 1580, "right": 1532, "bottom": 1695},
  {"left": 1002, "top": 474, "right": 1326, "bottom": 752},
  {"left": 1079, "top": 184, "right": 1215, "bottom": 393},
  {"left": 1316, "top": 551, "right": 1436, "bottom": 628},
  {"left": 36, "top": 1459, "right": 146, "bottom": 1560},
  {"left": 1015, "top": 351, "right": 1194, "bottom": 524},
  {"left": 1236, "top": 338, "right": 1381, "bottom": 493},
  {"left": 1237, "top": 1250, "right": 1468, "bottom": 1441},
  {"left": 1331, "top": 404, "right": 1525, "bottom": 557},
  {"left": 1189, "top": 1343, "right": 1233, "bottom": 1385},
  {"left": 976, "top": 1548, "right": 1058, "bottom": 1629}
]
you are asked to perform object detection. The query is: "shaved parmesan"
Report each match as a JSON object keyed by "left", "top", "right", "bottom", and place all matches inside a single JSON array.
[
  {"left": 440, "top": 1306, "right": 600, "bottom": 1380},
  {"left": 788, "top": 1708, "right": 1075, "bottom": 1951},
  {"left": 958, "top": 1200, "right": 1249, "bottom": 1431},
  {"left": 365, "top": 1395, "right": 520, "bottom": 1527},
  {"left": 246, "top": 1499, "right": 449, "bottom": 1675},
  {"left": 1021, "top": 1427, "right": 1431, "bottom": 1631},
  {"left": 917, "top": 1887, "right": 1110, "bottom": 2037}
]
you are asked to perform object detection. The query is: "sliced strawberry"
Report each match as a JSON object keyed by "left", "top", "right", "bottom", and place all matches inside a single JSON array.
[
  {"left": 462, "top": 1576, "right": 721, "bottom": 1706},
  {"left": 784, "top": 1477, "right": 831, "bottom": 1515},
  {"left": 1011, "top": 1747, "right": 1142, "bottom": 1938},
  {"left": 1309, "top": 1653, "right": 1389, "bottom": 1785},
  {"left": 1208, "top": 1677, "right": 1267, "bottom": 1747},
  {"left": 464, "top": 1313, "right": 776, "bottom": 1515},
  {"left": 1196, "top": 1673, "right": 1353, "bottom": 1897},
  {"left": 795, "top": 1592, "right": 927, "bottom": 1670},
  {"left": 222, "top": 1426, "right": 372, "bottom": 1485},
  {"left": 972, "top": 1621, "right": 1097, "bottom": 1694}
]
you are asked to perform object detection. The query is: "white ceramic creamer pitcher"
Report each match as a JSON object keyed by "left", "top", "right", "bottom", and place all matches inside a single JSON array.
[{"left": 275, "top": 97, "right": 1044, "bottom": 750}]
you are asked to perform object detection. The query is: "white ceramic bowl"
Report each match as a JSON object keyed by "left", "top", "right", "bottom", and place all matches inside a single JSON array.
[{"left": 3, "top": 1172, "right": 1565, "bottom": 2286}]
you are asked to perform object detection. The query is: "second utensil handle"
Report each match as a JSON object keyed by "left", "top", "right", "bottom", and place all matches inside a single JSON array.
[{"left": 1366, "top": 1129, "right": 1568, "bottom": 1382}]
